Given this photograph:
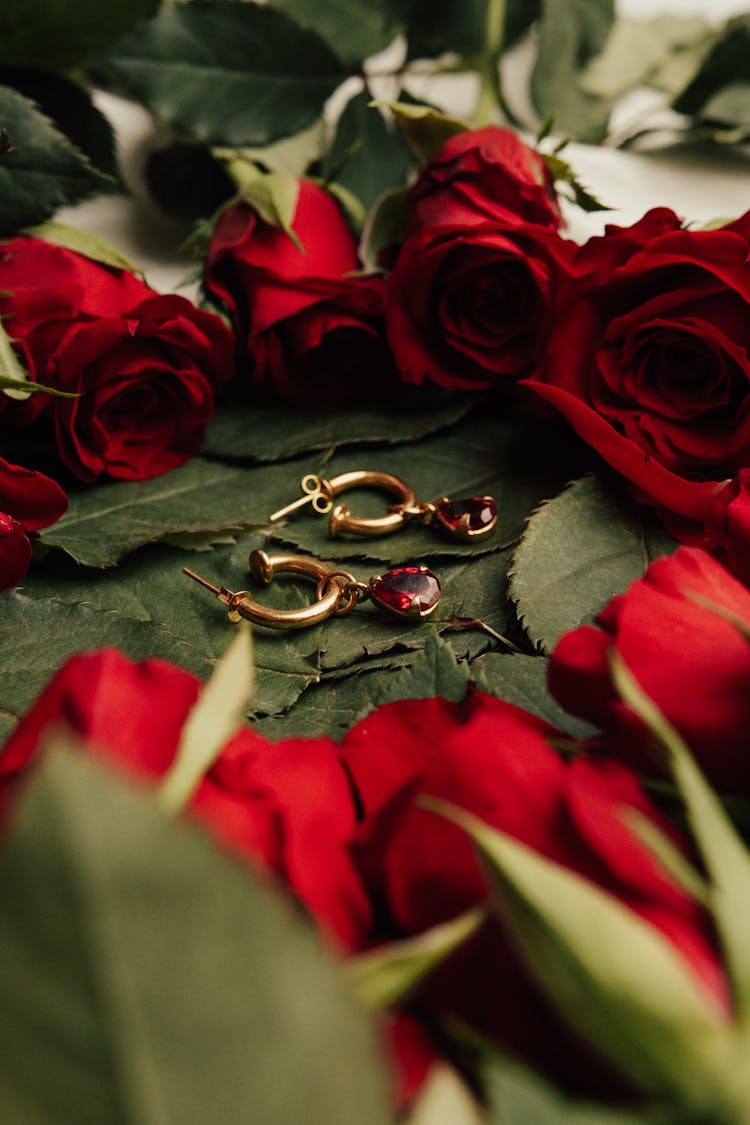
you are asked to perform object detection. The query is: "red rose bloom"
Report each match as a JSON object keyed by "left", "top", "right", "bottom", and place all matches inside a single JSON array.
[
  {"left": 549, "top": 546, "right": 750, "bottom": 795},
  {"left": 0, "top": 456, "right": 67, "bottom": 589},
  {"left": 406, "top": 126, "right": 562, "bottom": 233},
  {"left": 524, "top": 209, "right": 750, "bottom": 531},
  {"left": 1, "top": 648, "right": 370, "bottom": 950},
  {"left": 339, "top": 692, "right": 727, "bottom": 1092},
  {"left": 0, "top": 236, "right": 234, "bottom": 481},
  {"left": 386, "top": 221, "right": 575, "bottom": 392},
  {"left": 204, "top": 181, "right": 394, "bottom": 409}
]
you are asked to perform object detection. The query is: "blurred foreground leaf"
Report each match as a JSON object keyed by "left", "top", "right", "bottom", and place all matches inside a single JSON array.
[{"left": 0, "top": 747, "right": 392, "bottom": 1125}]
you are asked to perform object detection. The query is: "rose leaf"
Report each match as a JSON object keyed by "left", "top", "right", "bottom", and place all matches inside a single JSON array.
[
  {"left": 106, "top": 1, "right": 349, "bottom": 147},
  {"left": 385, "top": 100, "right": 469, "bottom": 164},
  {"left": 321, "top": 89, "right": 414, "bottom": 213},
  {"left": 0, "top": 85, "right": 111, "bottom": 236},
  {"left": 267, "top": 0, "right": 396, "bottom": 66},
  {"left": 201, "top": 399, "right": 471, "bottom": 461},
  {"left": 530, "top": 0, "right": 615, "bottom": 142},
  {"left": 0, "top": 0, "right": 158, "bottom": 70},
  {"left": 0, "top": 746, "right": 392, "bottom": 1125},
  {"left": 672, "top": 14, "right": 750, "bottom": 118},
  {"left": 509, "top": 474, "right": 678, "bottom": 653},
  {"left": 471, "top": 651, "right": 597, "bottom": 739}
]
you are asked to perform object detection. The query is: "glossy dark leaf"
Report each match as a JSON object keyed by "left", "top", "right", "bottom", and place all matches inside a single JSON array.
[
  {"left": 0, "top": 0, "right": 158, "bottom": 70},
  {"left": 0, "top": 85, "right": 110, "bottom": 236},
  {"left": 269, "top": 0, "right": 396, "bottom": 65},
  {"left": 107, "top": 2, "right": 348, "bottom": 147},
  {"left": 322, "top": 89, "right": 414, "bottom": 212}
]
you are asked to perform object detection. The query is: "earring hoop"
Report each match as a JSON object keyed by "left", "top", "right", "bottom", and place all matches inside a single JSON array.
[
  {"left": 270, "top": 470, "right": 497, "bottom": 542},
  {"left": 183, "top": 550, "right": 442, "bottom": 629}
]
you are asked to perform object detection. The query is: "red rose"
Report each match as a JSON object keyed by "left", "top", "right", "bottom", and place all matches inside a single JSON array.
[
  {"left": 406, "top": 126, "right": 562, "bottom": 233},
  {"left": 549, "top": 546, "right": 750, "bottom": 795},
  {"left": 386, "top": 221, "right": 575, "bottom": 392},
  {"left": 0, "top": 456, "right": 67, "bottom": 589},
  {"left": 339, "top": 692, "right": 727, "bottom": 1092},
  {"left": 524, "top": 209, "right": 750, "bottom": 530},
  {"left": 1, "top": 648, "right": 370, "bottom": 950},
  {"left": 204, "top": 182, "right": 395, "bottom": 409},
  {"left": 0, "top": 236, "right": 234, "bottom": 481}
]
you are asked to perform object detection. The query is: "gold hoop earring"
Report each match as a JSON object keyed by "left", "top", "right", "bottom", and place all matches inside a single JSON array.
[
  {"left": 183, "top": 550, "right": 441, "bottom": 630},
  {"left": 269, "top": 470, "right": 497, "bottom": 542}
]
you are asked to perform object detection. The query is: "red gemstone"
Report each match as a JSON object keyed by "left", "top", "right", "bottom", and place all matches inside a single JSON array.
[
  {"left": 435, "top": 496, "right": 497, "bottom": 537},
  {"left": 371, "top": 566, "right": 441, "bottom": 618}
]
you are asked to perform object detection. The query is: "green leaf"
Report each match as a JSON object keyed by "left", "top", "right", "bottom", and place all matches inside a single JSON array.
[
  {"left": 350, "top": 906, "right": 485, "bottom": 1009},
  {"left": 531, "top": 0, "right": 615, "bottom": 142},
  {"left": 621, "top": 808, "right": 710, "bottom": 907},
  {"left": 322, "top": 89, "right": 414, "bottom": 212},
  {"left": 0, "top": 85, "right": 110, "bottom": 236},
  {"left": 578, "top": 16, "right": 712, "bottom": 101},
  {"left": 673, "top": 15, "right": 750, "bottom": 117},
  {"left": 0, "top": 0, "right": 158, "bottom": 70},
  {"left": 269, "top": 0, "right": 395, "bottom": 65},
  {"left": 201, "top": 399, "right": 472, "bottom": 462},
  {"left": 427, "top": 800, "right": 739, "bottom": 1113},
  {"left": 386, "top": 101, "right": 469, "bottom": 164},
  {"left": 38, "top": 456, "right": 320, "bottom": 568},
  {"left": 0, "top": 67, "right": 118, "bottom": 178},
  {"left": 612, "top": 652, "right": 750, "bottom": 1029},
  {"left": 0, "top": 747, "right": 392, "bottom": 1125},
  {"left": 226, "top": 163, "right": 302, "bottom": 250},
  {"left": 699, "top": 81, "right": 750, "bottom": 128},
  {"left": 22, "top": 221, "right": 142, "bottom": 275},
  {"left": 472, "top": 652, "right": 596, "bottom": 738},
  {"left": 159, "top": 625, "right": 255, "bottom": 814},
  {"left": 0, "top": 313, "right": 33, "bottom": 400},
  {"left": 509, "top": 475, "right": 677, "bottom": 653},
  {"left": 395, "top": 0, "right": 539, "bottom": 61},
  {"left": 542, "top": 152, "right": 612, "bottom": 213},
  {"left": 107, "top": 1, "right": 348, "bottom": 148},
  {"left": 212, "top": 118, "right": 326, "bottom": 179},
  {"left": 374, "top": 631, "right": 473, "bottom": 706},
  {"left": 359, "top": 185, "right": 407, "bottom": 271},
  {"left": 484, "top": 1052, "right": 675, "bottom": 1125},
  {"left": 0, "top": 373, "right": 80, "bottom": 400}
]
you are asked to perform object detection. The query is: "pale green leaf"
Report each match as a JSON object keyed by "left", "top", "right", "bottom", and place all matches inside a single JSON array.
[
  {"left": 226, "top": 163, "right": 302, "bottom": 250},
  {"left": 406, "top": 1065, "right": 485, "bottom": 1125},
  {"left": 0, "top": 746, "right": 392, "bottom": 1125},
  {"left": 212, "top": 116, "right": 325, "bottom": 177},
  {"left": 612, "top": 652, "right": 750, "bottom": 1028},
  {"left": 427, "top": 800, "right": 737, "bottom": 1111},
  {"left": 622, "top": 808, "right": 710, "bottom": 906},
  {"left": 350, "top": 906, "right": 485, "bottom": 1009},
  {"left": 579, "top": 16, "right": 712, "bottom": 101},
  {"left": 385, "top": 101, "right": 469, "bottom": 163},
  {"left": 159, "top": 625, "right": 255, "bottom": 814},
  {"left": 23, "top": 221, "right": 143, "bottom": 276}
]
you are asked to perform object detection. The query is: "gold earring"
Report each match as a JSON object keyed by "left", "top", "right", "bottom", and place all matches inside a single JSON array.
[
  {"left": 183, "top": 550, "right": 441, "bottom": 630},
  {"left": 269, "top": 470, "right": 497, "bottom": 542}
]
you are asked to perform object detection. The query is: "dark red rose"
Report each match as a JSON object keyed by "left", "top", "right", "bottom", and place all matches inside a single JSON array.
[
  {"left": 549, "top": 546, "right": 750, "bottom": 795},
  {"left": 1, "top": 648, "right": 370, "bottom": 950},
  {"left": 524, "top": 209, "right": 750, "bottom": 532},
  {"left": 0, "top": 236, "right": 234, "bottom": 481},
  {"left": 386, "top": 221, "right": 575, "bottom": 391},
  {"left": 339, "top": 692, "right": 727, "bottom": 1093},
  {"left": 204, "top": 181, "right": 395, "bottom": 409},
  {"left": 406, "top": 126, "right": 562, "bottom": 233},
  {"left": 0, "top": 456, "right": 67, "bottom": 589}
]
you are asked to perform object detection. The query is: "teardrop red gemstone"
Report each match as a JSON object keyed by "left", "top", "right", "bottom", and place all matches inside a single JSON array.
[
  {"left": 435, "top": 496, "right": 497, "bottom": 533},
  {"left": 371, "top": 566, "right": 441, "bottom": 618}
]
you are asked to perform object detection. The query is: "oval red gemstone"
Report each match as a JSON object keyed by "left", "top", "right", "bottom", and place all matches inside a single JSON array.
[
  {"left": 371, "top": 566, "right": 441, "bottom": 618},
  {"left": 435, "top": 496, "right": 497, "bottom": 533}
]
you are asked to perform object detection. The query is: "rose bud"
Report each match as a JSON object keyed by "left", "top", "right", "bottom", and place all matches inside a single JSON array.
[{"left": 204, "top": 181, "right": 397, "bottom": 409}]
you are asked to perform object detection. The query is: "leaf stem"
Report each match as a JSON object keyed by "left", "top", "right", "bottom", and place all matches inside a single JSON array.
[{"left": 474, "top": 0, "right": 506, "bottom": 127}]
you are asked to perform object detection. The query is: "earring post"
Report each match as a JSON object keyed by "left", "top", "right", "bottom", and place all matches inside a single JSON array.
[
  {"left": 268, "top": 493, "right": 317, "bottom": 522},
  {"left": 183, "top": 568, "right": 221, "bottom": 595}
]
